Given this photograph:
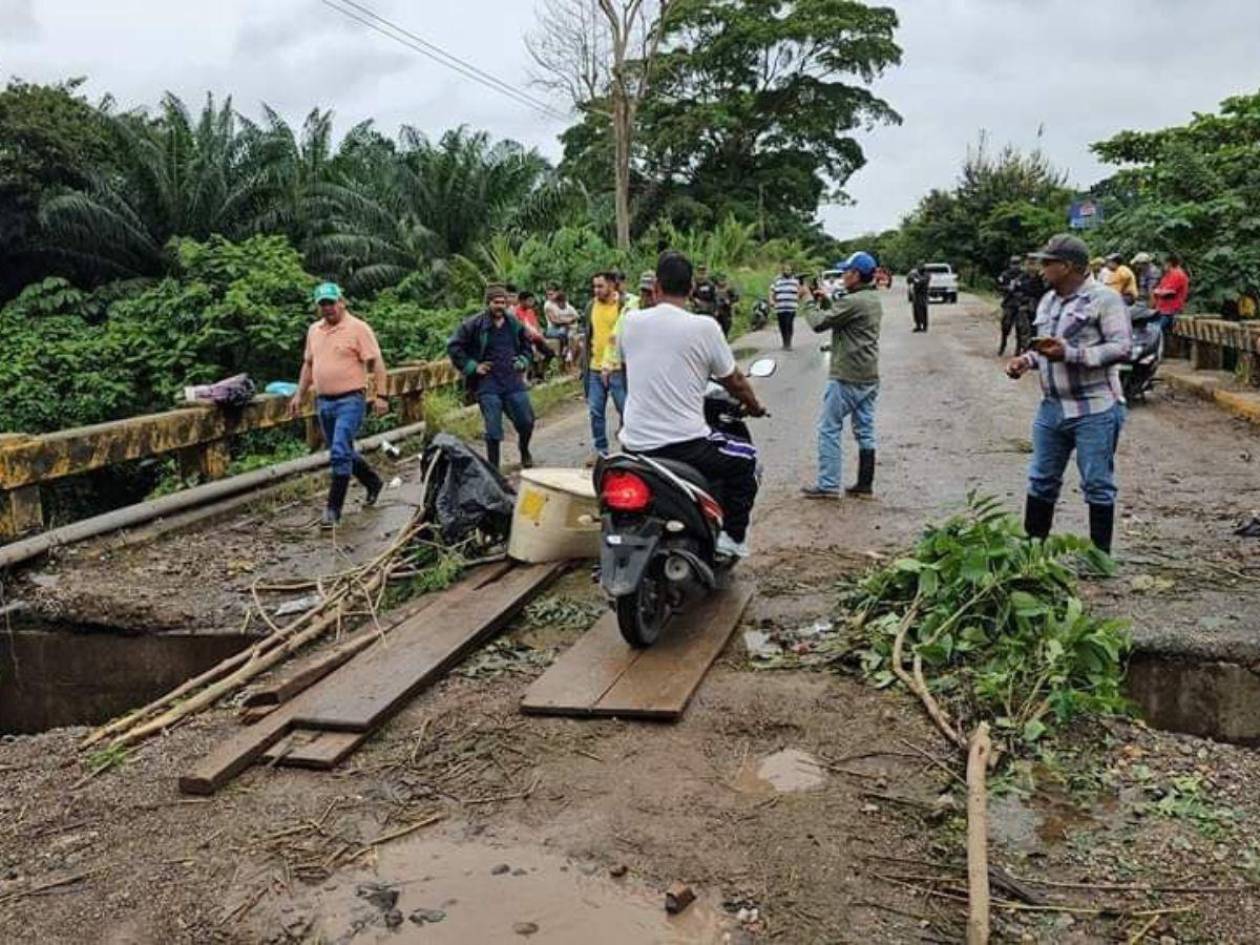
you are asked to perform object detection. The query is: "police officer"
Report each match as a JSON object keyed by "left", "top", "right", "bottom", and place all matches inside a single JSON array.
[{"left": 997, "top": 255, "right": 1023, "bottom": 356}]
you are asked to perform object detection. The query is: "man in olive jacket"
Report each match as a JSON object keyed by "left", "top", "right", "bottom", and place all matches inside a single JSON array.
[
  {"left": 447, "top": 284, "right": 536, "bottom": 470},
  {"left": 800, "top": 251, "right": 883, "bottom": 499}
]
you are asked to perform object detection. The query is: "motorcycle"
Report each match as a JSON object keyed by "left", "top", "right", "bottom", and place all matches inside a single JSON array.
[
  {"left": 1121, "top": 310, "right": 1164, "bottom": 402},
  {"left": 594, "top": 358, "right": 776, "bottom": 647},
  {"left": 750, "top": 299, "right": 770, "bottom": 331}
]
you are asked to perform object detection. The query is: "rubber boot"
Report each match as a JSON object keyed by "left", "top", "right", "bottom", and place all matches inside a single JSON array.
[
  {"left": 846, "top": 449, "right": 876, "bottom": 497},
  {"left": 352, "top": 457, "right": 383, "bottom": 507},
  {"left": 1088, "top": 503, "right": 1115, "bottom": 555},
  {"left": 1023, "top": 494, "right": 1055, "bottom": 540},
  {"left": 518, "top": 428, "right": 534, "bottom": 469},
  {"left": 321, "top": 474, "right": 350, "bottom": 529},
  {"left": 486, "top": 439, "right": 501, "bottom": 470}
]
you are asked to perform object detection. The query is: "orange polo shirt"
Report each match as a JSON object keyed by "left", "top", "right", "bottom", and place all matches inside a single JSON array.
[{"left": 304, "top": 313, "right": 383, "bottom": 396}]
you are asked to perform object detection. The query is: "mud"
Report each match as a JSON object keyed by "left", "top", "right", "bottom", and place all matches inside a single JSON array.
[
  {"left": 249, "top": 834, "right": 728, "bottom": 944},
  {"left": 733, "top": 748, "right": 826, "bottom": 795}
]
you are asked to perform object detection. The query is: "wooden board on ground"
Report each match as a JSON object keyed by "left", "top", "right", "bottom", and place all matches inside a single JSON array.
[
  {"left": 520, "top": 582, "right": 752, "bottom": 720},
  {"left": 263, "top": 730, "right": 367, "bottom": 769},
  {"left": 178, "top": 560, "right": 544, "bottom": 795},
  {"left": 291, "top": 561, "right": 564, "bottom": 732}
]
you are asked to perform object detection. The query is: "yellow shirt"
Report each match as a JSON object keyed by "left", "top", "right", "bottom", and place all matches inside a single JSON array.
[
  {"left": 1106, "top": 265, "right": 1137, "bottom": 299},
  {"left": 590, "top": 298, "right": 621, "bottom": 369}
]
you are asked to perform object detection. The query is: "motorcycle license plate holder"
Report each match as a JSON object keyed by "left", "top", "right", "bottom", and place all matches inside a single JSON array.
[{"left": 599, "top": 519, "right": 661, "bottom": 598}]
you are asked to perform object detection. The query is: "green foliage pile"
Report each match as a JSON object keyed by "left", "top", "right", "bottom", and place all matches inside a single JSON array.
[
  {"left": 1090, "top": 90, "right": 1260, "bottom": 310},
  {"left": 847, "top": 495, "right": 1131, "bottom": 756}
]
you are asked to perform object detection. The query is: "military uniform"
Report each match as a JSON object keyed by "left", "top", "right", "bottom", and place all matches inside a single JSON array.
[
  {"left": 997, "top": 263, "right": 1023, "bottom": 355},
  {"left": 1012, "top": 269, "right": 1046, "bottom": 354}
]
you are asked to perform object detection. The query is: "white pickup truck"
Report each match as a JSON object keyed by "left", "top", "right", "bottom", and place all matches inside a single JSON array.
[{"left": 907, "top": 263, "right": 959, "bottom": 304}]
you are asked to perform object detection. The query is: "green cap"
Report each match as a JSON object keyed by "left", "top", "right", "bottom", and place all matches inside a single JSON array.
[{"left": 313, "top": 282, "right": 342, "bottom": 303}]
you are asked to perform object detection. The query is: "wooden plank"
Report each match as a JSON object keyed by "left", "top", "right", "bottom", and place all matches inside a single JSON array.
[
  {"left": 263, "top": 730, "right": 367, "bottom": 769},
  {"left": 177, "top": 563, "right": 513, "bottom": 794},
  {"left": 519, "top": 583, "right": 752, "bottom": 721},
  {"left": 593, "top": 583, "right": 752, "bottom": 719},
  {"left": 291, "top": 562, "right": 564, "bottom": 732},
  {"left": 178, "top": 697, "right": 300, "bottom": 795},
  {"left": 519, "top": 611, "right": 638, "bottom": 716}
]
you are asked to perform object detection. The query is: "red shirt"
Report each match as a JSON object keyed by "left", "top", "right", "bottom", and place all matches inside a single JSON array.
[
  {"left": 514, "top": 304, "right": 544, "bottom": 339},
  {"left": 1154, "top": 266, "right": 1189, "bottom": 315}
]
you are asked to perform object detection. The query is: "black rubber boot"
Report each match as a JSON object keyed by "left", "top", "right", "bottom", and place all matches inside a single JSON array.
[
  {"left": 1088, "top": 503, "right": 1116, "bottom": 555},
  {"left": 846, "top": 449, "right": 876, "bottom": 497},
  {"left": 518, "top": 429, "right": 534, "bottom": 469},
  {"left": 486, "top": 439, "right": 501, "bottom": 470},
  {"left": 321, "top": 474, "right": 350, "bottom": 529},
  {"left": 1023, "top": 494, "right": 1055, "bottom": 540},
  {"left": 352, "top": 457, "right": 384, "bottom": 507}
]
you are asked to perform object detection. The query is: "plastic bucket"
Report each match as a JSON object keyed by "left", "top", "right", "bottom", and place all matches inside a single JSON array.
[{"left": 507, "top": 468, "right": 600, "bottom": 563}]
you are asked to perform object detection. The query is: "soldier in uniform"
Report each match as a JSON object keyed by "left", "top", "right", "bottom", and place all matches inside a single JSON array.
[
  {"left": 1011, "top": 257, "right": 1046, "bottom": 355},
  {"left": 714, "top": 274, "right": 739, "bottom": 337},
  {"left": 691, "top": 264, "right": 719, "bottom": 320},
  {"left": 997, "top": 254, "right": 1023, "bottom": 356},
  {"left": 908, "top": 262, "right": 930, "bottom": 332}
]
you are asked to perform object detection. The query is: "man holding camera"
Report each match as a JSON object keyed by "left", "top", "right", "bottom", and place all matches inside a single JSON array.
[
  {"left": 800, "top": 251, "right": 884, "bottom": 500},
  {"left": 1006, "top": 234, "right": 1132, "bottom": 554}
]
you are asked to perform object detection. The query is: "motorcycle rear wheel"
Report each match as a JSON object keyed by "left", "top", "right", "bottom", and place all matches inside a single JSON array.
[{"left": 615, "top": 572, "right": 669, "bottom": 648}]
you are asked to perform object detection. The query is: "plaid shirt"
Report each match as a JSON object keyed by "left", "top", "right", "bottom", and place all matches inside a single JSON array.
[{"left": 1019, "top": 275, "right": 1132, "bottom": 419}]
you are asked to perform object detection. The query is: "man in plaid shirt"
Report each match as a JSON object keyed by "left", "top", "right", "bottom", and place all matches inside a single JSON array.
[{"left": 1006, "top": 234, "right": 1132, "bottom": 555}]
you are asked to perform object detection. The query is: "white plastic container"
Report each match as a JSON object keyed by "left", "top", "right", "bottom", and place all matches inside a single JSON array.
[{"left": 507, "top": 468, "right": 600, "bottom": 563}]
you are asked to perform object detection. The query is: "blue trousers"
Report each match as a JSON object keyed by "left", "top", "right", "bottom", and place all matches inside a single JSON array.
[
  {"left": 317, "top": 393, "right": 366, "bottom": 477},
  {"left": 1027, "top": 400, "right": 1125, "bottom": 506},
  {"left": 816, "top": 379, "right": 879, "bottom": 490},
  {"left": 587, "top": 370, "right": 627, "bottom": 453},
  {"left": 478, "top": 389, "right": 534, "bottom": 443}
]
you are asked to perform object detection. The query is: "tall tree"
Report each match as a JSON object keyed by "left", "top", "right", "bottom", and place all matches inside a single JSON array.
[{"left": 528, "top": 0, "right": 674, "bottom": 249}]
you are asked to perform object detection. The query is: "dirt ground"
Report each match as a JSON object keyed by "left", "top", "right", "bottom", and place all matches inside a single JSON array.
[{"left": 2, "top": 287, "right": 1260, "bottom": 944}]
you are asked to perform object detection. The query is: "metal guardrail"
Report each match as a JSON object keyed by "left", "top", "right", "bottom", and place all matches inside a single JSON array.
[
  {"left": 1170, "top": 316, "right": 1260, "bottom": 386},
  {"left": 0, "top": 359, "right": 463, "bottom": 539}
]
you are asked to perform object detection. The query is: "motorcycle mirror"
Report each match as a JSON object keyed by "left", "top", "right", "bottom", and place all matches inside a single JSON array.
[{"left": 747, "top": 358, "right": 777, "bottom": 378}]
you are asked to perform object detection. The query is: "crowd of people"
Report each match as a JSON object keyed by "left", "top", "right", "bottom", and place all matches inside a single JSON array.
[{"left": 288, "top": 234, "right": 1177, "bottom": 566}]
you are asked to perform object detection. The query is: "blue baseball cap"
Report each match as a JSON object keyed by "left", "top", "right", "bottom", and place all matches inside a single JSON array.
[
  {"left": 313, "top": 282, "right": 342, "bottom": 303},
  {"left": 838, "top": 251, "right": 878, "bottom": 277}
]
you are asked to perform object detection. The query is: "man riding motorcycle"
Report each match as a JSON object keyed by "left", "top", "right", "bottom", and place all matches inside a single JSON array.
[{"left": 615, "top": 251, "right": 767, "bottom": 559}]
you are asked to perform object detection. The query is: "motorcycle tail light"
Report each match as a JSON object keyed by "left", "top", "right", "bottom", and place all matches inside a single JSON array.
[
  {"left": 602, "top": 470, "right": 652, "bottom": 511},
  {"left": 698, "top": 493, "right": 723, "bottom": 523}
]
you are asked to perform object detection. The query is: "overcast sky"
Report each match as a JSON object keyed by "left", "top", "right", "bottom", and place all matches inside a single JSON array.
[{"left": 4, "top": 0, "right": 1259, "bottom": 239}]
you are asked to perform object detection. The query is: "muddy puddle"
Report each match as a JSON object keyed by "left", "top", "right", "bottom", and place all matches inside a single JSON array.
[
  {"left": 250, "top": 836, "right": 728, "bottom": 944},
  {"left": 734, "top": 748, "right": 826, "bottom": 794}
]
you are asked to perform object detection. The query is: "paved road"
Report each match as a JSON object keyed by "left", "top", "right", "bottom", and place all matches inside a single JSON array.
[
  {"left": 28, "top": 283, "right": 1259, "bottom": 658},
  {"left": 531, "top": 282, "right": 1260, "bottom": 657}
]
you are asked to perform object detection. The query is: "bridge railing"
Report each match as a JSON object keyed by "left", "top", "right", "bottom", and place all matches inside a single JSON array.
[
  {"left": 1169, "top": 316, "right": 1260, "bottom": 386},
  {"left": 0, "top": 359, "right": 464, "bottom": 540}
]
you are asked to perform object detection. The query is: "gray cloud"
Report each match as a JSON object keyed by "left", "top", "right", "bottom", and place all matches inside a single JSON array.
[
  {"left": 0, "top": 0, "right": 39, "bottom": 41},
  {"left": 823, "top": 0, "right": 1260, "bottom": 238},
  {"left": 8, "top": 1, "right": 1254, "bottom": 242}
]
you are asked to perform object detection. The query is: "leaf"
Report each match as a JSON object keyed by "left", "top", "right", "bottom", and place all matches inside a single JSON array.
[
  {"left": 1022, "top": 719, "right": 1047, "bottom": 743},
  {"left": 1010, "top": 590, "right": 1048, "bottom": 617}
]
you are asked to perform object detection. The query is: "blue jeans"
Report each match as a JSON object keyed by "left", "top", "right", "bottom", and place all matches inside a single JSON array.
[
  {"left": 317, "top": 393, "right": 366, "bottom": 477},
  {"left": 1028, "top": 400, "right": 1125, "bottom": 505},
  {"left": 479, "top": 390, "right": 534, "bottom": 443},
  {"left": 587, "top": 370, "right": 627, "bottom": 453},
  {"left": 816, "top": 379, "right": 879, "bottom": 490}
]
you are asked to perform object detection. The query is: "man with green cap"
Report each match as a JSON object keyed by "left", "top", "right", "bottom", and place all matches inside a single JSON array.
[{"left": 289, "top": 283, "right": 388, "bottom": 528}]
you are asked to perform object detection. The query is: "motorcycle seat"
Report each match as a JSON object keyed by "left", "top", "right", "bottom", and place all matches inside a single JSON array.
[{"left": 649, "top": 458, "right": 713, "bottom": 492}]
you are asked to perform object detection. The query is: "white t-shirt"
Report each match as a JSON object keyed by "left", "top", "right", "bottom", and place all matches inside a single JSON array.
[{"left": 617, "top": 302, "right": 737, "bottom": 451}]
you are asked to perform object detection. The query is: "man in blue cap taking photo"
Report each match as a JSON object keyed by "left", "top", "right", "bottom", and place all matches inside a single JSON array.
[{"left": 799, "top": 251, "right": 884, "bottom": 500}]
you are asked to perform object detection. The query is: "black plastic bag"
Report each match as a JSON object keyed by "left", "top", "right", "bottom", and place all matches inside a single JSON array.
[{"left": 422, "top": 433, "right": 516, "bottom": 544}]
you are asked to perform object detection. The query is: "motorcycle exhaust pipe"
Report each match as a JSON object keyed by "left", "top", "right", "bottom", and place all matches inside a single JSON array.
[{"left": 664, "top": 554, "right": 693, "bottom": 583}]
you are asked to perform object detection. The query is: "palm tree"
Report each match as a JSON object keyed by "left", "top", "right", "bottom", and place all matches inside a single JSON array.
[
  {"left": 240, "top": 105, "right": 339, "bottom": 247},
  {"left": 310, "top": 126, "right": 575, "bottom": 294},
  {"left": 39, "top": 93, "right": 265, "bottom": 281}
]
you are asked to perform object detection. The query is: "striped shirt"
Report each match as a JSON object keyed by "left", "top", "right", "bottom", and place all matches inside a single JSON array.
[
  {"left": 771, "top": 275, "right": 799, "bottom": 314},
  {"left": 1018, "top": 275, "right": 1132, "bottom": 419}
]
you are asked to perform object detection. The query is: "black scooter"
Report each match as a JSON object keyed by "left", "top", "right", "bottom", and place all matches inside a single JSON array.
[
  {"left": 1122, "top": 310, "right": 1164, "bottom": 402},
  {"left": 594, "top": 358, "right": 776, "bottom": 647}
]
